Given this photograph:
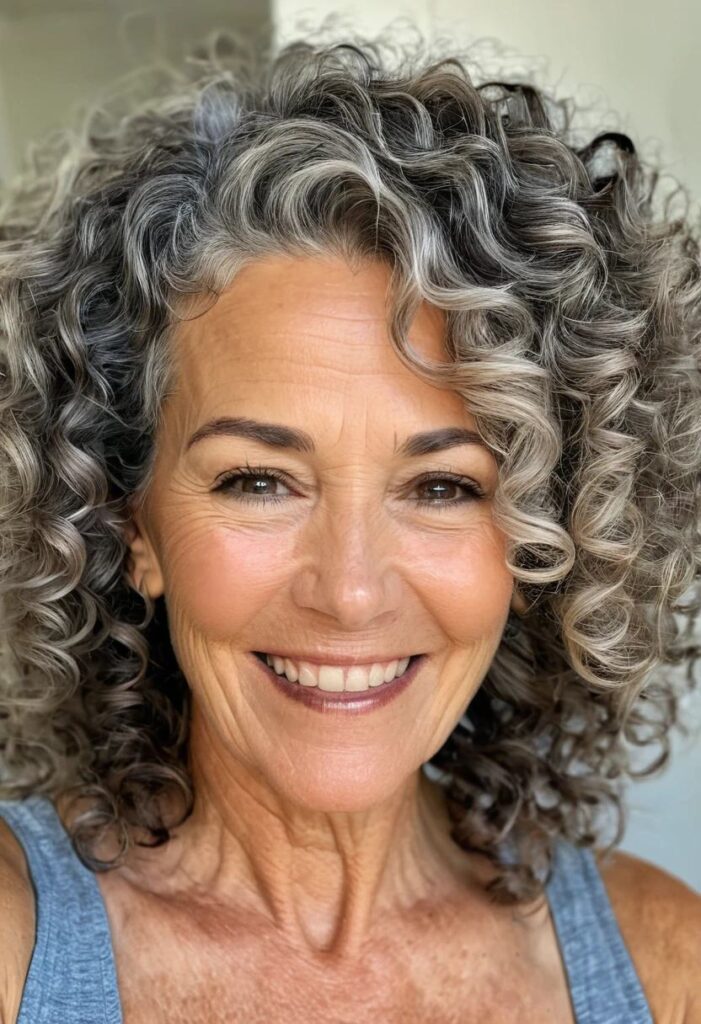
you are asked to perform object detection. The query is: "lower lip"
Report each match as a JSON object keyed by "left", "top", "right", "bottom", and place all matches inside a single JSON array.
[{"left": 249, "top": 652, "right": 426, "bottom": 714}]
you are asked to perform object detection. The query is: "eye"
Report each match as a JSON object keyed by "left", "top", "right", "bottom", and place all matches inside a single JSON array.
[
  {"left": 411, "top": 472, "right": 485, "bottom": 508},
  {"left": 211, "top": 465, "right": 486, "bottom": 509},
  {"left": 212, "top": 465, "right": 291, "bottom": 504}
]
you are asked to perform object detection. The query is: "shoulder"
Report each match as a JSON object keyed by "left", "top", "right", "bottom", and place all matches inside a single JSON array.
[
  {"left": 595, "top": 846, "right": 701, "bottom": 1024},
  {"left": 0, "top": 813, "right": 35, "bottom": 1024}
]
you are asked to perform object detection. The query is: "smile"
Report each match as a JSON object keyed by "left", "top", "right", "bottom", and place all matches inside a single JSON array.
[
  {"left": 253, "top": 651, "right": 416, "bottom": 691},
  {"left": 250, "top": 651, "right": 426, "bottom": 714}
]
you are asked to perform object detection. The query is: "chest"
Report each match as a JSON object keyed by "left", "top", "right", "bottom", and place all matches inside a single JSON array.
[
  {"left": 115, "top": 954, "right": 576, "bottom": 1024},
  {"left": 100, "top": 878, "right": 577, "bottom": 1024},
  {"left": 117, "top": 980, "right": 574, "bottom": 1024}
]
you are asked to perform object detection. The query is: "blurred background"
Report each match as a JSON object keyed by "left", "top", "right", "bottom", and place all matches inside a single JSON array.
[{"left": 0, "top": 0, "right": 698, "bottom": 890}]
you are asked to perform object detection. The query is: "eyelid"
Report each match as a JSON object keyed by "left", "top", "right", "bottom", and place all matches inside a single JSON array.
[
  {"left": 213, "top": 465, "right": 294, "bottom": 492},
  {"left": 212, "top": 464, "right": 484, "bottom": 490},
  {"left": 213, "top": 462, "right": 294, "bottom": 486},
  {"left": 407, "top": 470, "right": 486, "bottom": 498},
  {"left": 212, "top": 465, "right": 486, "bottom": 506}
]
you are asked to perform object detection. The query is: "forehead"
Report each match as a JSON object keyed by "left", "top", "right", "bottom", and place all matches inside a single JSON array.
[{"left": 168, "top": 253, "right": 475, "bottom": 433}]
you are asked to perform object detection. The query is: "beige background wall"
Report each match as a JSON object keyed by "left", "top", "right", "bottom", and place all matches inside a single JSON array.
[
  {"left": 0, "top": 0, "right": 271, "bottom": 180},
  {"left": 0, "top": 1, "right": 698, "bottom": 889}
]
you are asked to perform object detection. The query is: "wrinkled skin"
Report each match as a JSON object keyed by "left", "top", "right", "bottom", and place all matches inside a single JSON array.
[{"left": 119, "top": 254, "right": 538, "bottom": 991}]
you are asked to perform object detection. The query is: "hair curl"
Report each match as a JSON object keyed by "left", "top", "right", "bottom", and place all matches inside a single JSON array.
[{"left": 0, "top": 24, "right": 699, "bottom": 905}]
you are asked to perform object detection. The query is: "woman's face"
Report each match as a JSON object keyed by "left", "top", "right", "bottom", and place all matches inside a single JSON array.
[{"left": 128, "top": 253, "right": 520, "bottom": 813}]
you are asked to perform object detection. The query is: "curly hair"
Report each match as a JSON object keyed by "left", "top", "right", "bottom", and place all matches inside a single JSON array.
[{"left": 0, "top": 24, "right": 699, "bottom": 905}]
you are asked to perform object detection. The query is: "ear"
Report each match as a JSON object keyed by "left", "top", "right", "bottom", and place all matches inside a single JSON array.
[
  {"left": 122, "top": 498, "right": 164, "bottom": 601},
  {"left": 510, "top": 584, "right": 529, "bottom": 617}
]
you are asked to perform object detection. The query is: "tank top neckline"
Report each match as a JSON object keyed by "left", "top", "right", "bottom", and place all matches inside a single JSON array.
[{"left": 0, "top": 793, "right": 654, "bottom": 1024}]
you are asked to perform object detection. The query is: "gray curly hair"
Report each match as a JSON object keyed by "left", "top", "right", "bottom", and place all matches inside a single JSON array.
[{"left": 0, "top": 27, "right": 699, "bottom": 905}]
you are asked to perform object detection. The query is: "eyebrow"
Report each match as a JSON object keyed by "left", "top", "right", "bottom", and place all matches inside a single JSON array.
[{"left": 185, "top": 417, "right": 488, "bottom": 457}]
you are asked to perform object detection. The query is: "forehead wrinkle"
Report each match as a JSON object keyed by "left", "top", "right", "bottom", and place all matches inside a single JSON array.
[
  {"left": 171, "top": 350, "right": 480, "bottom": 459},
  {"left": 177, "top": 260, "right": 445, "bottom": 360},
  {"left": 175, "top": 332, "right": 430, "bottom": 408},
  {"left": 167, "top": 262, "right": 455, "bottom": 447}
]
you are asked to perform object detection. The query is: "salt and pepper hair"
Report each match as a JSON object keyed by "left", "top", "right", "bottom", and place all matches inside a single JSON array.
[{"left": 0, "top": 28, "right": 699, "bottom": 904}]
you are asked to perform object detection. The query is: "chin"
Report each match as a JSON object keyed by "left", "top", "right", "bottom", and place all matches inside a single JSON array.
[{"left": 265, "top": 762, "right": 413, "bottom": 815}]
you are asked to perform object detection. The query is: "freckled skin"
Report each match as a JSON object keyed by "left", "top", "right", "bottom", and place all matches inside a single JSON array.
[{"left": 120, "top": 253, "right": 534, "bottom": 988}]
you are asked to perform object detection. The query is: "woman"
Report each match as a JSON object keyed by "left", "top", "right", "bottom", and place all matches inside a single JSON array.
[{"left": 0, "top": 29, "right": 698, "bottom": 1024}]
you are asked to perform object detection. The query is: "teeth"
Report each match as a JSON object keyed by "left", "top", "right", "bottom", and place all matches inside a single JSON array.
[{"left": 263, "top": 654, "right": 412, "bottom": 691}]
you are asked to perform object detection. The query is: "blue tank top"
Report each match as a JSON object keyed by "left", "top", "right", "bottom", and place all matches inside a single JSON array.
[{"left": 0, "top": 794, "right": 655, "bottom": 1023}]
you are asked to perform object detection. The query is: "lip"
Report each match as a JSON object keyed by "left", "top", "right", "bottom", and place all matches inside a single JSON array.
[{"left": 248, "top": 651, "right": 425, "bottom": 714}]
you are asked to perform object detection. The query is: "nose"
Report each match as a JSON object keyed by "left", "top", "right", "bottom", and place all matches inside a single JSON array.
[{"left": 290, "top": 502, "right": 403, "bottom": 631}]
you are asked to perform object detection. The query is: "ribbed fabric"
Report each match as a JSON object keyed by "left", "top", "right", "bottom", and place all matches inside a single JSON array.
[
  {"left": 0, "top": 795, "right": 123, "bottom": 1024},
  {"left": 0, "top": 795, "right": 654, "bottom": 1023},
  {"left": 545, "top": 838, "right": 655, "bottom": 1023}
]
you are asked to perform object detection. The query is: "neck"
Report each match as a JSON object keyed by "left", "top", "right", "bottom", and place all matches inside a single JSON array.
[{"left": 99, "top": 701, "right": 485, "bottom": 962}]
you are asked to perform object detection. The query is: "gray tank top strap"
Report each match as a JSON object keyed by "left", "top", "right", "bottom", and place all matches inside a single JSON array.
[
  {"left": 545, "top": 837, "right": 655, "bottom": 1024},
  {"left": 0, "top": 794, "right": 655, "bottom": 1024},
  {"left": 0, "top": 795, "right": 123, "bottom": 1024}
]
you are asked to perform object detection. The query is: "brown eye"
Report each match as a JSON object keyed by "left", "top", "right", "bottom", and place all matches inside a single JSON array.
[
  {"left": 210, "top": 466, "right": 484, "bottom": 510},
  {"left": 212, "top": 467, "right": 291, "bottom": 504},
  {"left": 412, "top": 473, "right": 484, "bottom": 507}
]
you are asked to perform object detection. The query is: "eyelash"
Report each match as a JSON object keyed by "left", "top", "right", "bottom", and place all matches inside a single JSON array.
[{"left": 212, "top": 463, "right": 485, "bottom": 509}]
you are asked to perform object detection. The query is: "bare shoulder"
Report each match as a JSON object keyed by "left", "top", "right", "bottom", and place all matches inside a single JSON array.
[
  {"left": 0, "top": 815, "right": 35, "bottom": 1024},
  {"left": 595, "top": 846, "right": 701, "bottom": 1024}
]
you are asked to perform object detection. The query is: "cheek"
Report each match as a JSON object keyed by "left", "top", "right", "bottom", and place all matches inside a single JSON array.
[
  {"left": 404, "top": 526, "right": 513, "bottom": 641},
  {"left": 163, "top": 522, "right": 292, "bottom": 641},
  {"left": 159, "top": 510, "right": 513, "bottom": 648}
]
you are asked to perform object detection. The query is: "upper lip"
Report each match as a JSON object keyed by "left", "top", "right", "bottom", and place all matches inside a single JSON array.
[{"left": 255, "top": 650, "right": 418, "bottom": 667}]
